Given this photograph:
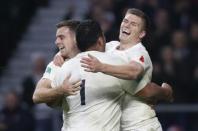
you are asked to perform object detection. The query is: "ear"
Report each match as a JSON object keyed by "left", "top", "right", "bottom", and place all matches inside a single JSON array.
[
  {"left": 139, "top": 30, "right": 146, "bottom": 39},
  {"left": 98, "top": 37, "right": 104, "bottom": 46}
]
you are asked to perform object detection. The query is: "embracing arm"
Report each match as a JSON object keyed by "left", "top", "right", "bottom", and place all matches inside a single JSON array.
[
  {"left": 135, "top": 82, "right": 173, "bottom": 103},
  {"left": 99, "top": 61, "right": 143, "bottom": 80},
  {"left": 32, "top": 78, "right": 64, "bottom": 104},
  {"left": 32, "top": 76, "right": 81, "bottom": 105},
  {"left": 81, "top": 54, "right": 144, "bottom": 80},
  {"left": 80, "top": 54, "right": 173, "bottom": 103}
]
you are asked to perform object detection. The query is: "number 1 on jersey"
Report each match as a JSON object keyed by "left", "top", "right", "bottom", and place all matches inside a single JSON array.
[{"left": 80, "top": 79, "right": 86, "bottom": 105}]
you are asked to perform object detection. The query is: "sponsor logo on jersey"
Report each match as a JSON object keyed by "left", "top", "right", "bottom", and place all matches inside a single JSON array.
[{"left": 45, "top": 67, "right": 51, "bottom": 74}]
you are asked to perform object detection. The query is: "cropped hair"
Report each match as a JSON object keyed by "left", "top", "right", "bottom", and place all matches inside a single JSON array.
[
  {"left": 56, "top": 20, "right": 80, "bottom": 32},
  {"left": 76, "top": 20, "right": 103, "bottom": 52}
]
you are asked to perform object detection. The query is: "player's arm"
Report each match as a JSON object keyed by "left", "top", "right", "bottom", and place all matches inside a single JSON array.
[
  {"left": 33, "top": 76, "right": 81, "bottom": 105},
  {"left": 81, "top": 54, "right": 143, "bottom": 80},
  {"left": 135, "top": 82, "right": 173, "bottom": 103},
  {"left": 33, "top": 78, "right": 63, "bottom": 104},
  {"left": 81, "top": 54, "right": 173, "bottom": 103},
  {"left": 33, "top": 53, "right": 73, "bottom": 105}
]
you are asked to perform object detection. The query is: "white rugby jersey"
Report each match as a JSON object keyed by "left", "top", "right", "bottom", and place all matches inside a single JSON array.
[
  {"left": 52, "top": 51, "right": 133, "bottom": 131},
  {"left": 106, "top": 41, "right": 157, "bottom": 130},
  {"left": 42, "top": 61, "right": 60, "bottom": 82}
]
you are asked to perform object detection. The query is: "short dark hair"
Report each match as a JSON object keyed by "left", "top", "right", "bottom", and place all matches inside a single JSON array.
[
  {"left": 56, "top": 20, "right": 80, "bottom": 32},
  {"left": 126, "top": 8, "right": 150, "bottom": 31},
  {"left": 76, "top": 20, "right": 103, "bottom": 52}
]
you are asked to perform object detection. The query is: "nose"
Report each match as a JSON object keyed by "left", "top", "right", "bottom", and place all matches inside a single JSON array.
[
  {"left": 55, "top": 38, "right": 60, "bottom": 46},
  {"left": 124, "top": 22, "right": 130, "bottom": 28}
]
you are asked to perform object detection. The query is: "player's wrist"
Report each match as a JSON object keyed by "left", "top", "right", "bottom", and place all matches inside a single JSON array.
[
  {"left": 100, "top": 63, "right": 106, "bottom": 73},
  {"left": 55, "top": 86, "right": 65, "bottom": 96}
]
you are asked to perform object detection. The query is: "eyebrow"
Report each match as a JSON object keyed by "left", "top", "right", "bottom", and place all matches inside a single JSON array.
[
  {"left": 123, "top": 18, "right": 139, "bottom": 25},
  {"left": 56, "top": 34, "right": 65, "bottom": 38}
]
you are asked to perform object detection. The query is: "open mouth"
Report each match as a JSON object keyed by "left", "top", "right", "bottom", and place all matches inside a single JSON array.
[
  {"left": 122, "top": 30, "right": 130, "bottom": 35},
  {"left": 59, "top": 47, "right": 65, "bottom": 51}
]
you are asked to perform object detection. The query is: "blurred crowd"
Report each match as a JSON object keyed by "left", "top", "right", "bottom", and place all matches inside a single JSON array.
[
  {"left": 0, "top": 0, "right": 48, "bottom": 74},
  {"left": 0, "top": 53, "right": 62, "bottom": 131},
  {"left": 0, "top": 0, "right": 197, "bottom": 131}
]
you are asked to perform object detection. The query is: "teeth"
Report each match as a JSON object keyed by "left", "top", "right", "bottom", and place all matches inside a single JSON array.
[
  {"left": 122, "top": 29, "right": 130, "bottom": 35},
  {"left": 59, "top": 47, "right": 64, "bottom": 50},
  {"left": 122, "top": 31, "right": 130, "bottom": 35}
]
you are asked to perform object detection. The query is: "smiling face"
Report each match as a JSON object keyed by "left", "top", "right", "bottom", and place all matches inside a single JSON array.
[
  {"left": 119, "top": 13, "right": 146, "bottom": 44},
  {"left": 55, "top": 27, "right": 78, "bottom": 59}
]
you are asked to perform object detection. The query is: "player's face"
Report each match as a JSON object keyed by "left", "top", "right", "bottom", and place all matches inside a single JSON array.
[
  {"left": 119, "top": 13, "right": 145, "bottom": 43},
  {"left": 55, "top": 27, "right": 78, "bottom": 58}
]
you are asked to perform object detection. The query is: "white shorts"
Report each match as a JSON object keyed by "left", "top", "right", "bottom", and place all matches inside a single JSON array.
[{"left": 121, "top": 117, "right": 162, "bottom": 131}]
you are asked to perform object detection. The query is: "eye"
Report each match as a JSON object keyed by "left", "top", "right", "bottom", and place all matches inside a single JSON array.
[
  {"left": 59, "top": 35, "right": 65, "bottom": 40},
  {"left": 131, "top": 22, "right": 138, "bottom": 26},
  {"left": 123, "top": 19, "right": 128, "bottom": 23}
]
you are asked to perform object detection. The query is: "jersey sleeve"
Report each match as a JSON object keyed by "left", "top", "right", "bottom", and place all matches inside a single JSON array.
[
  {"left": 51, "top": 68, "right": 61, "bottom": 88},
  {"left": 126, "top": 50, "right": 150, "bottom": 71},
  {"left": 134, "top": 73, "right": 151, "bottom": 94},
  {"left": 42, "top": 61, "right": 60, "bottom": 81}
]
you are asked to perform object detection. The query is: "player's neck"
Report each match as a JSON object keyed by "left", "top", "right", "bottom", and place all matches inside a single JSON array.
[
  {"left": 119, "top": 40, "right": 141, "bottom": 50},
  {"left": 69, "top": 49, "right": 80, "bottom": 58},
  {"left": 86, "top": 44, "right": 105, "bottom": 52}
]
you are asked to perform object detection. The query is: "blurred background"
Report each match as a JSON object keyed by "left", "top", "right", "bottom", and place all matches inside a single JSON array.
[{"left": 0, "top": 0, "right": 197, "bottom": 131}]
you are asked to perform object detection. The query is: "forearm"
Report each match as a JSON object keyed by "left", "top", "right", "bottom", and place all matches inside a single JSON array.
[
  {"left": 136, "top": 82, "right": 169, "bottom": 101},
  {"left": 33, "top": 79, "right": 64, "bottom": 104},
  {"left": 101, "top": 63, "right": 143, "bottom": 80}
]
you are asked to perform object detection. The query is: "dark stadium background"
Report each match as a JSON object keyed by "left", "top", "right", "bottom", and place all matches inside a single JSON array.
[{"left": 0, "top": 0, "right": 197, "bottom": 131}]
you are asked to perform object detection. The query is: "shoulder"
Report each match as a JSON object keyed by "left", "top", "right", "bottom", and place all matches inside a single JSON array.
[
  {"left": 89, "top": 51, "right": 126, "bottom": 65},
  {"left": 61, "top": 57, "right": 80, "bottom": 71},
  {"left": 44, "top": 61, "right": 60, "bottom": 73},
  {"left": 105, "top": 41, "right": 120, "bottom": 51},
  {"left": 46, "top": 61, "right": 59, "bottom": 69},
  {"left": 127, "top": 43, "right": 150, "bottom": 57}
]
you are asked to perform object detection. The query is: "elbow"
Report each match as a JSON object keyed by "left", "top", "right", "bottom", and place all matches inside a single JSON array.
[
  {"left": 128, "top": 70, "right": 142, "bottom": 80},
  {"left": 127, "top": 63, "right": 144, "bottom": 80}
]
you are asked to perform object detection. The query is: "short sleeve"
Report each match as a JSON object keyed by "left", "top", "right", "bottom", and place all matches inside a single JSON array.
[
  {"left": 125, "top": 49, "right": 150, "bottom": 71},
  {"left": 42, "top": 61, "right": 60, "bottom": 81}
]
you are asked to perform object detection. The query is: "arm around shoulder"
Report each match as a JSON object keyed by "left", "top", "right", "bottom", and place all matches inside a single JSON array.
[{"left": 101, "top": 61, "right": 144, "bottom": 80}]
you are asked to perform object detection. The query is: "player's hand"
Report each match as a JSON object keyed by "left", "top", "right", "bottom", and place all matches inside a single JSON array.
[
  {"left": 60, "top": 74, "right": 81, "bottom": 96},
  {"left": 80, "top": 54, "right": 103, "bottom": 72},
  {"left": 161, "top": 82, "right": 174, "bottom": 102},
  {"left": 53, "top": 52, "right": 64, "bottom": 67}
]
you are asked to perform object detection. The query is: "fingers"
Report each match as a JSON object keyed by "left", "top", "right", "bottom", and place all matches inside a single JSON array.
[
  {"left": 58, "top": 57, "right": 64, "bottom": 66},
  {"left": 81, "top": 64, "right": 90, "bottom": 69},
  {"left": 84, "top": 69, "right": 92, "bottom": 72},
  {"left": 53, "top": 55, "right": 64, "bottom": 67},
  {"left": 161, "top": 82, "right": 174, "bottom": 102},
  {"left": 72, "top": 87, "right": 80, "bottom": 92},
  {"left": 59, "top": 76, "right": 81, "bottom": 96},
  {"left": 88, "top": 53, "right": 95, "bottom": 59},
  {"left": 81, "top": 63, "right": 94, "bottom": 72},
  {"left": 162, "top": 82, "right": 169, "bottom": 88},
  {"left": 80, "top": 58, "right": 91, "bottom": 65},
  {"left": 70, "top": 91, "right": 78, "bottom": 95},
  {"left": 71, "top": 80, "right": 81, "bottom": 86}
]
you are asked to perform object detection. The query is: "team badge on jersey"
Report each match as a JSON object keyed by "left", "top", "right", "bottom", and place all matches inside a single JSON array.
[
  {"left": 45, "top": 67, "right": 51, "bottom": 74},
  {"left": 139, "top": 56, "right": 144, "bottom": 63}
]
